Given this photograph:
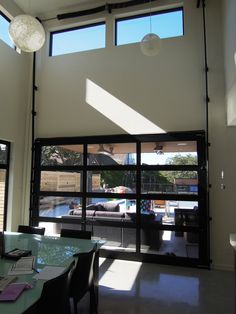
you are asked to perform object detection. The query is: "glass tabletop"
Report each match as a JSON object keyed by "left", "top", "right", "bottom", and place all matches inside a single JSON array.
[{"left": 0, "top": 232, "right": 104, "bottom": 314}]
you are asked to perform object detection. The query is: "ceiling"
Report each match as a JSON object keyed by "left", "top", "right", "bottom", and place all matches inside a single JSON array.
[{"left": 13, "top": 0, "right": 132, "bottom": 20}]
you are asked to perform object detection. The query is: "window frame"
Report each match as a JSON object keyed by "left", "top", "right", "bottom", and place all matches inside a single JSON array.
[
  {"left": 115, "top": 7, "right": 184, "bottom": 46},
  {"left": 0, "top": 10, "right": 14, "bottom": 48},
  {"left": 32, "top": 131, "right": 209, "bottom": 268},
  {"left": 49, "top": 21, "right": 106, "bottom": 57},
  {"left": 0, "top": 139, "right": 10, "bottom": 231},
  {"left": 0, "top": 10, "right": 10, "bottom": 23}
]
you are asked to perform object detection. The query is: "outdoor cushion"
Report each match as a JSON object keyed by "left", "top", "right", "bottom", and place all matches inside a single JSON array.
[
  {"left": 72, "top": 209, "right": 95, "bottom": 217},
  {"left": 95, "top": 211, "right": 125, "bottom": 218},
  {"left": 97, "top": 202, "right": 120, "bottom": 212}
]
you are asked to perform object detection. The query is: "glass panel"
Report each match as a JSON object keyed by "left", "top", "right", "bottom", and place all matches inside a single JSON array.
[
  {"left": 141, "top": 141, "right": 198, "bottom": 165},
  {"left": 140, "top": 199, "right": 198, "bottom": 226},
  {"left": 174, "top": 206, "right": 199, "bottom": 238},
  {"left": 40, "top": 171, "right": 82, "bottom": 192},
  {"left": 122, "top": 227, "right": 136, "bottom": 251},
  {"left": 39, "top": 196, "right": 81, "bottom": 218},
  {"left": 0, "top": 13, "right": 14, "bottom": 48},
  {"left": 141, "top": 229, "right": 199, "bottom": 258},
  {"left": 41, "top": 145, "right": 83, "bottom": 166},
  {"left": 0, "top": 170, "right": 6, "bottom": 231},
  {"left": 51, "top": 23, "right": 105, "bottom": 56},
  {"left": 86, "top": 197, "right": 136, "bottom": 213},
  {"left": 85, "top": 197, "right": 137, "bottom": 252},
  {"left": 141, "top": 171, "right": 198, "bottom": 194},
  {"left": 116, "top": 8, "right": 183, "bottom": 45},
  {"left": 87, "top": 170, "right": 136, "bottom": 193},
  {"left": 87, "top": 143, "right": 136, "bottom": 165},
  {"left": 139, "top": 200, "right": 199, "bottom": 257},
  {"left": 0, "top": 143, "right": 8, "bottom": 164},
  {"left": 93, "top": 225, "right": 125, "bottom": 249}
]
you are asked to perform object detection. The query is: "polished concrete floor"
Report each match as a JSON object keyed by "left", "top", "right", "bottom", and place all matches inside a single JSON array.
[{"left": 77, "top": 258, "right": 234, "bottom": 314}]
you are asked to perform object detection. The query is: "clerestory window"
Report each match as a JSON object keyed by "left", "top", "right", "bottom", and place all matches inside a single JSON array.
[
  {"left": 0, "top": 11, "right": 14, "bottom": 48},
  {"left": 115, "top": 7, "right": 184, "bottom": 46},
  {"left": 49, "top": 22, "right": 106, "bottom": 56}
]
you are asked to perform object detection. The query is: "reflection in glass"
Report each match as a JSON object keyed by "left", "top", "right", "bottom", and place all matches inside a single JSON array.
[
  {"left": 140, "top": 272, "right": 199, "bottom": 303},
  {"left": 87, "top": 143, "right": 136, "bottom": 165},
  {"left": 41, "top": 145, "right": 83, "bottom": 166},
  {"left": 141, "top": 141, "right": 198, "bottom": 165},
  {"left": 40, "top": 171, "right": 82, "bottom": 192},
  {"left": 87, "top": 170, "right": 136, "bottom": 193},
  {"left": 36, "top": 237, "right": 93, "bottom": 266},
  {"left": 39, "top": 196, "right": 81, "bottom": 217}
]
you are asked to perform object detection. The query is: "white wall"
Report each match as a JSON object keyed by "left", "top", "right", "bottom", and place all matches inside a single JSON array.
[
  {"left": 0, "top": 1, "right": 31, "bottom": 231},
  {"left": 36, "top": 0, "right": 205, "bottom": 137},
  {"left": 221, "top": 0, "right": 236, "bottom": 125},
  {"left": 213, "top": 0, "right": 236, "bottom": 270}
]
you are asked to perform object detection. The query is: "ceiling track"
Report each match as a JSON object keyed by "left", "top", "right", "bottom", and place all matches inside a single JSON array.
[{"left": 57, "top": 0, "right": 160, "bottom": 20}]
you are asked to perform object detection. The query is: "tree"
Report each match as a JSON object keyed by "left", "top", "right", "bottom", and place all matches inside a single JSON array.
[
  {"left": 166, "top": 154, "right": 197, "bottom": 166},
  {"left": 162, "top": 154, "right": 198, "bottom": 182},
  {"left": 41, "top": 146, "right": 82, "bottom": 165},
  {"left": 100, "top": 170, "right": 128, "bottom": 189}
]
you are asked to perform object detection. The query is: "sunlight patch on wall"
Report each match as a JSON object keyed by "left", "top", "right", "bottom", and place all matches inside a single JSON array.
[{"left": 86, "top": 79, "right": 166, "bottom": 134}]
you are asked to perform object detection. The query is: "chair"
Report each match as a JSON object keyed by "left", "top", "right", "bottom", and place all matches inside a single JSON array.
[
  {"left": 70, "top": 245, "right": 97, "bottom": 314},
  {"left": 60, "top": 228, "right": 92, "bottom": 239},
  {"left": 24, "top": 261, "right": 75, "bottom": 314},
  {"left": 18, "top": 225, "right": 45, "bottom": 235}
]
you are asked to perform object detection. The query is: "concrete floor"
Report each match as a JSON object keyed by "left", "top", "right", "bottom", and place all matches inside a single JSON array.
[{"left": 77, "top": 258, "right": 234, "bottom": 314}]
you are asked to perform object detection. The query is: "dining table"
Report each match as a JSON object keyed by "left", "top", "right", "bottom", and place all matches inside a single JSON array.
[{"left": 0, "top": 231, "right": 104, "bottom": 314}]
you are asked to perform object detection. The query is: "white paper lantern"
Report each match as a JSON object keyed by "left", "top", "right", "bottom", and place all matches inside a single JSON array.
[
  {"left": 9, "top": 15, "right": 45, "bottom": 52},
  {"left": 140, "top": 33, "right": 162, "bottom": 57}
]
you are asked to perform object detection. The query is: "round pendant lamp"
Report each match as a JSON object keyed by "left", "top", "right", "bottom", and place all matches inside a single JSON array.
[
  {"left": 140, "top": 0, "right": 162, "bottom": 57},
  {"left": 9, "top": 14, "right": 45, "bottom": 52},
  {"left": 140, "top": 33, "right": 162, "bottom": 56}
]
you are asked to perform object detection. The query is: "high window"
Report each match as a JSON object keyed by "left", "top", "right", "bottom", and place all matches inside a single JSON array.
[
  {"left": 50, "top": 22, "right": 106, "bottom": 56},
  {"left": 0, "top": 140, "right": 10, "bottom": 231},
  {"left": 32, "top": 132, "right": 209, "bottom": 268},
  {"left": 0, "top": 11, "right": 14, "bottom": 48},
  {"left": 115, "top": 7, "right": 184, "bottom": 46}
]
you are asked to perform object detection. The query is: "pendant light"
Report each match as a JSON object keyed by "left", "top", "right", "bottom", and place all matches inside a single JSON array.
[
  {"left": 97, "top": 144, "right": 113, "bottom": 156},
  {"left": 140, "top": 1, "right": 162, "bottom": 56},
  {"left": 8, "top": 1, "right": 45, "bottom": 53}
]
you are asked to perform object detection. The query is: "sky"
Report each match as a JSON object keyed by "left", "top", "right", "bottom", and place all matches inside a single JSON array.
[
  {"left": 0, "top": 8, "right": 183, "bottom": 55},
  {"left": 52, "top": 9, "right": 183, "bottom": 56}
]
